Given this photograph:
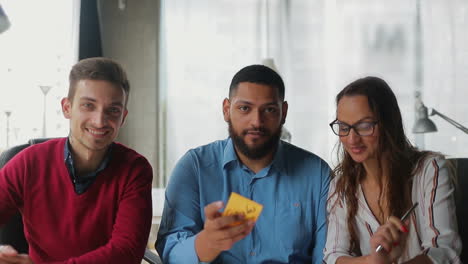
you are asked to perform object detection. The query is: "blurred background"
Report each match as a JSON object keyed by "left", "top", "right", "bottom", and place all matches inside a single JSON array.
[{"left": 1, "top": 0, "right": 467, "bottom": 249}]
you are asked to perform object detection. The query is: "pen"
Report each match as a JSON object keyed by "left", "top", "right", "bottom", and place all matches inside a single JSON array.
[{"left": 375, "top": 202, "right": 419, "bottom": 253}]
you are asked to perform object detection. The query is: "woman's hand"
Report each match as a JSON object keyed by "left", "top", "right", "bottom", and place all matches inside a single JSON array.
[{"left": 368, "top": 216, "right": 409, "bottom": 263}]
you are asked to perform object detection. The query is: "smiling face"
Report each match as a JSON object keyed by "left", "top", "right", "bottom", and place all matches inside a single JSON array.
[
  {"left": 336, "top": 95, "right": 380, "bottom": 164},
  {"left": 62, "top": 79, "right": 128, "bottom": 154},
  {"left": 223, "top": 82, "right": 287, "bottom": 160}
]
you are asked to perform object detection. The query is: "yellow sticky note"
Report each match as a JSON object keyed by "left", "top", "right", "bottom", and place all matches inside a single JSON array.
[{"left": 222, "top": 192, "right": 263, "bottom": 223}]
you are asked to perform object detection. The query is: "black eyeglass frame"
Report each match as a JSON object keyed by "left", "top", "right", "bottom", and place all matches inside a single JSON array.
[{"left": 329, "top": 119, "right": 379, "bottom": 137}]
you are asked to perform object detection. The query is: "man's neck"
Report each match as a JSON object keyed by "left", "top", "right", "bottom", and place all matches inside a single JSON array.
[
  {"left": 234, "top": 147, "right": 276, "bottom": 174},
  {"left": 68, "top": 137, "right": 108, "bottom": 176}
]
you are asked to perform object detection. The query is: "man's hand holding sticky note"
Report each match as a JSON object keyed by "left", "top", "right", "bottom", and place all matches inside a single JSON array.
[{"left": 222, "top": 192, "right": 263, "bottom": 225}]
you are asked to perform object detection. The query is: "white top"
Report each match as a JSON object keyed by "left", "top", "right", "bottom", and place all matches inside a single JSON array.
[{"left": 323, "top": 155, "right": 462, "bottom": 264}]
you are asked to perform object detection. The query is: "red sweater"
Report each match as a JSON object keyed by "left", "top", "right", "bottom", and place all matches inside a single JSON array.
[{"left": 0, "top": 138, "right": 153, "bottom": 264}]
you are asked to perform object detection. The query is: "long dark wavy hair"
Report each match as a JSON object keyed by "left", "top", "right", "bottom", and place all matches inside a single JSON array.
[{"left": 330, "top": 76, "right": 430, "bottom": 253}]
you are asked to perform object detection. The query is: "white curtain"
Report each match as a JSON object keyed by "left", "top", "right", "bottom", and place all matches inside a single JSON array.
[{"left": 160, "top": 0, "right": 468, "bottom": 185}]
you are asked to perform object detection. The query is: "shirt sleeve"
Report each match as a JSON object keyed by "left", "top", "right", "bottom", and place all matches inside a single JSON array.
[
  {"left": 311, "top": 161, "right": 332, "bottom": 263},
  {"left": 56, "top": 157, "right": 154, "bottom": 264},
  {"left": 155, "top": 151, "right": 203, "bottom": 264},
  {"left": 417, "top": 156, "right": 462, "bottom": 263},
  {"left": 322, "top": 177, "right": 354, "bottom": 264}
]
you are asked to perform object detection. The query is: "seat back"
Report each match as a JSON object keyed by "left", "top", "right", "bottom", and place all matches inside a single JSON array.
[{"left": 450, "top": 158, "right": 468, "bottom": 263}]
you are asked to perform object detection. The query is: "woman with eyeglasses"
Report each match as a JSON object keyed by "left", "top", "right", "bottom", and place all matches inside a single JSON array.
[{"left": 323, "top": 76, "right": 461, "bottom": 264}]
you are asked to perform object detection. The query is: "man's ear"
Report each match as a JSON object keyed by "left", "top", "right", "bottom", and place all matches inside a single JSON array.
[
  {"left": 120, "top": 109, "right": 129, "bottom": 127},
  {"left": 61, "top": 98, "right": 72, "bottom": 119},
  {"left": 222, "top": 98, "right": 230, "bottom": 122},
  {"left": 281, "top": 101, "right": 288, "bottom": 124}
]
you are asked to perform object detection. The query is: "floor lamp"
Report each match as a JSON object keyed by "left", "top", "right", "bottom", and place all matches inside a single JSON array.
[{"left": 39, "top": 85, "right": 52, "bottom": 138}]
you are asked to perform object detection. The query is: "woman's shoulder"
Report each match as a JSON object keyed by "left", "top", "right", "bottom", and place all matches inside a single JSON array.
[
  {"left": 413, "top": 152, "right": 446, "bottom": 173},
  {"left": 412, "top": 152, "right": 453, "bottom": 186}
]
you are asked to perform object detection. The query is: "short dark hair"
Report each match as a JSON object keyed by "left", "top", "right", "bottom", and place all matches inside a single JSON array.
[
  {"left": 68, "top": 57, "right": 130, "bottom": 105},
  {"left": 229, "top": 64, "right": 285, "bottom": 100}
]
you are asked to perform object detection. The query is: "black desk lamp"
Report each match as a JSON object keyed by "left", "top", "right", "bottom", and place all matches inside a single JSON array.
[{"left": 412, "top": 92, "right": 468, "bottom": 134}]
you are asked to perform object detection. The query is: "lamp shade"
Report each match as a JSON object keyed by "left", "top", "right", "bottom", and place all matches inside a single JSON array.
[
  {"left": 0, "top": 4, "right": 10, "bottom": 34},
  {"left": 261, "top": 58, "right": 279, "bottom": 73},
  {"left": 412, "top": 101, "right": 438, "bottom": 133},
  {"left": 413, "top": 117, "right": 437, "bottom": 133}
]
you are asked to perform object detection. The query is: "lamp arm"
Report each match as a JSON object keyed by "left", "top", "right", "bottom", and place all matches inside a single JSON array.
[{"left": 430, "top": 109, "right": 468, "bottom": 134}]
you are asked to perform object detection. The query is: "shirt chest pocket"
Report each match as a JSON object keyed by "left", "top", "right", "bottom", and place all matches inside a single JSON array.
[{"left": 274, "top": 201, "right": 311, "bottom": 250}]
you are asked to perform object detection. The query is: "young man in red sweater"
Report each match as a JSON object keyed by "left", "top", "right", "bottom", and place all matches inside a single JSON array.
[{"left": 0, "top": 57, "right": 153, "bottom": 263}]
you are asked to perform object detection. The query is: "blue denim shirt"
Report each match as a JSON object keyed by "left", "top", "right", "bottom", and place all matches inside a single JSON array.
[
  {"left": 156, "top": 138, "right": 331, "bottom": 263},
  {"left": 64, "top": 138, "right": 113, "bottom": 194}
]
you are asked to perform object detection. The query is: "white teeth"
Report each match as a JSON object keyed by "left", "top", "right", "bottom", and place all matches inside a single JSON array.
[{"left": 88, "top": 129, "right": 106, "bottom": 135}]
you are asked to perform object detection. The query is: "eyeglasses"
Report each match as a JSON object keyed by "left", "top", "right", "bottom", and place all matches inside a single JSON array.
[{"left": 329, "top": 119, "right": 378, "bottom": 137}]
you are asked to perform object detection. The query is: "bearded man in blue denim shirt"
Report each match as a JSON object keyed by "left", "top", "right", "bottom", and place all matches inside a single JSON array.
[{"left": 156, "top": 65, "right": 331, "bottom": 263}]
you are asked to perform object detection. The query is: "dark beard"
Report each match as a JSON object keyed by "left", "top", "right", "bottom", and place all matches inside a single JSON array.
[{"left": 228, "top": 121, "right": 282, "bottom": 160}]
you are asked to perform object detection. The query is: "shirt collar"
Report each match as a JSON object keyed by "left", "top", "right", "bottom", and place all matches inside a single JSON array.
[
  {"left": 222, "top": 137, "right": 238, "bottom": 168},
  {"left": 222, "top": 137, "right": 287, "bottom": 174},
  {"left": 64, "top": 137, "right": 113, "bottom": 176},
  {"left": 270, "top": 140, "right": 286, "bottom": 173}
]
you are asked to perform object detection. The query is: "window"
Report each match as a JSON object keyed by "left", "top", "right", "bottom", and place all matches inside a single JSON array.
[
  {"left": 0, "top": 0, "right": 78, "bottom": 152},
  {"left": 159, "top": 0, "right": 468, "bottom": 186}
]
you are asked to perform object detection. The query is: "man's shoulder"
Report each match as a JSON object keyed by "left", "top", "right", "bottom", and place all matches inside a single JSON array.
[
  {"left": 168, "top": 139, "right": 228, "bottom": 185},
  {"left": 185, "top": 139, "right": 229, "bottom": 159},
  {"left": 105, "top": 143, "right": 153, "bottom": 183},
  {"left": 0, "top": 138, "right": 65, "bottom": 171},
  {"left": 20, "top": 137, "right": 66, "bottom": 156},
  {"left": 112, "top": 142, "right": 151, "bottom": 165}
]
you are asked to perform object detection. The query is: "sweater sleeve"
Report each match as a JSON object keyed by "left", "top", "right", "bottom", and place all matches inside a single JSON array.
[
  {"left": 53, "top": 158, "right": 153, "bottom": 264},
  {"left": 417, "top": 157, "right": 461, "bottom": 263},
  {"left": 155, "top": 151, "right": 203, "bottom": 264},
  {"left": 0, "top": 151, "right": 26, "bottom": 224}
]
